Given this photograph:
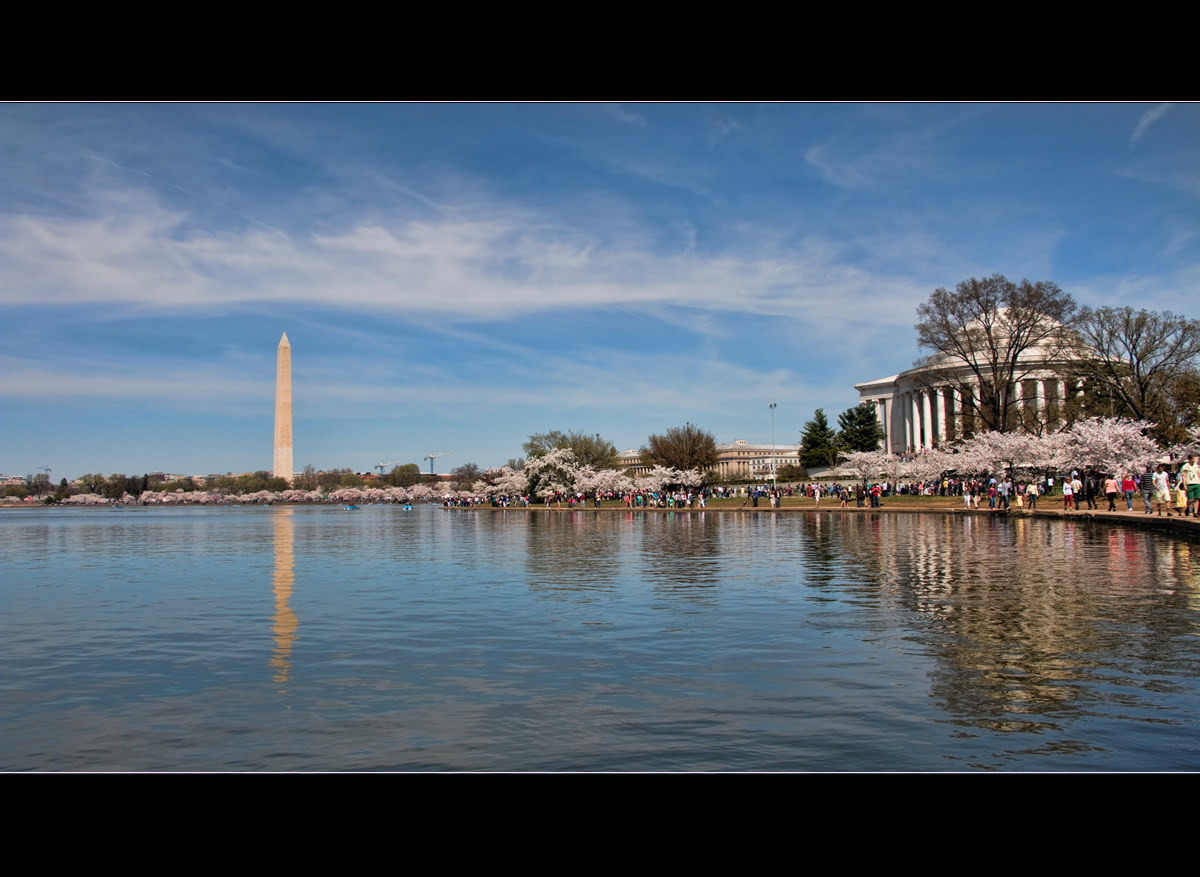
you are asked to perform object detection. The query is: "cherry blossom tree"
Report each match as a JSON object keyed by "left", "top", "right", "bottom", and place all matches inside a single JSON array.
[
  {"left": 523, "top": 448, "right": 581, "bottom": 499},
  {"left": 409, "top": 484, "right": 436, "bottom": 502},
  {"left": 1164, "top": 426, "right": 1200, "bottom": 462},
  {"left": 904, "top": 448, "right": 957, "bottom": 485},
  {"left": 955, "top": 431, "right": 1039, "bottom": 478},
  {"left": 635, "top": 466, "right": 678, "bottom": 494},
  {"left": 838, "top": 450, "right": 891, "bottom": 486},
  {"left": 474, "top": 466, "right": 529, "bottom": 498},
  {"left": 1063, "top": 417, "right": 1159, "bottom": 474},
  {"left": 574, "top": 466, "right": 634, "bottom": 497}
]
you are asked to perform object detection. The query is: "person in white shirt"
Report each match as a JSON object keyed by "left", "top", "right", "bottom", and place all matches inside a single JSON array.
[{"left": 1153, "top": 465, "right": 1172, "bottom": 517}]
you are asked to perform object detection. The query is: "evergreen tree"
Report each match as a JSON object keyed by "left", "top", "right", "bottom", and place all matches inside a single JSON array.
[
  {"left": 837, "top": 403, "right": 885, "bottom": 452},
  {"left": 800, "top": 409, "right": 840, "bottom": 468}
]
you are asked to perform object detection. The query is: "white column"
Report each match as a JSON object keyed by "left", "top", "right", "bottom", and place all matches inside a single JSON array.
[
  {"left": 903, "top": 392, "right": 911, "bottom": 451},
  {"left": 926, "top": 389, "right": 936, "bottom": 446},
  {"left": 921, "top": 390, "right": 933, "bottom": 449},
  {"left": 935, "top": 388, "right": 947, "bottom": 446},
  {"left": 1013, "top": 379, "right": 1023, "bottom": 428},
  {"left": 1036, "top": 379, "right": 1045, "bottom": 420},
  {"left": 885, "top": 398, "right": 894, "bottom": 452},
  {"left": 909, "top": 392, "right": 920, "bottom": 451}
]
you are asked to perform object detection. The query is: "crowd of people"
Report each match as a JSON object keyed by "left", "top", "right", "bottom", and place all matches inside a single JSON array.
[{"left": 438, "top": 453, "right": 1200, "bottom": 519}]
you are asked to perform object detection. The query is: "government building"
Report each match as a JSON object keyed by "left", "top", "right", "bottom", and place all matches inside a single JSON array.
[
  {"left": 619, "top": 440, "right": 802, "bottom": 481},
  {"left": 855, "top": 345, "right": 1077, "bottom": 453}
]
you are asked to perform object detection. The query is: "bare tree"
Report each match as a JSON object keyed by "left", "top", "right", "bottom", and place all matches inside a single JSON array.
[
  {"left": 293, "top": 464, "right": 319, "bottom": 491},
  {"left": 914, "top": 274, "right": 1077, "bottom": 434},
  {"left": 1069, "top": 306, "right": 1200, "bottom": 444},
  {"left": 641, "top": 423, "right": 719, "bottom": 472},
  {"left": 449, "top": 462, "right": 482, "bottom": 489}
]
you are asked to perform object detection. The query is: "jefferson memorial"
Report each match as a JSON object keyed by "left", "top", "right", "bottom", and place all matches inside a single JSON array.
[{"left": 855, "top": 345, "right": 1076, "bottom": 454}]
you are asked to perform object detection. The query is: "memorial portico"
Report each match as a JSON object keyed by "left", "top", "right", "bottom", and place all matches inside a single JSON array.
[{"left": 855, "top": 362, "right": 1069, "bottom": 454}]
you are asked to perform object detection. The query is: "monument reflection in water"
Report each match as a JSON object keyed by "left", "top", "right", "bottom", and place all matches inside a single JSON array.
[{"left": 1, "top": 505, "right": 1197, "bottom": 770}]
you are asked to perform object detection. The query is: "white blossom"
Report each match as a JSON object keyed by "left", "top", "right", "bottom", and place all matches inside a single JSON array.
[
  {"left": 1064, "top": 417, "right": 1159, "bottom": 474},
  {"left": 523, "top": 448, "right": 581, "bottom": 499}
]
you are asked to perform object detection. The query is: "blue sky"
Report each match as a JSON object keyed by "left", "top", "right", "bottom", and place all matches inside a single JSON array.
[{"left": 2, "top": 103, "right": 1196, "bottom": 480}]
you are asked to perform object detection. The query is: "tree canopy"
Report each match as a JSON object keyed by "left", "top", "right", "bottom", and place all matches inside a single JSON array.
[
  {"left": 915, "top": 274, "right": 1077, "bottom": 433},
  {"left": 523, "top": 430, "right": 619, "bottom": 469},
  {"left": 800, "top": 409, "right": 840, "bottom": 468},
  {"left": 640, "top": 423, "right": 719, "bottom": 472},
  {"left": 449, "top": 462, "right": 481, "bottom": 487},
  {"left": 837, "top": 403, "right": 885, "bottom": 452},
  {"left": 1069, "top": 306, "right": 1200, "bottom": 445},
  {"left": 383, "top": 463, "right": 423, "bottom": 488}
]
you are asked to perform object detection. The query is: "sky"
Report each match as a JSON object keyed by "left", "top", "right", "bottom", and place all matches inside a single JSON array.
[{"left": 2, "top": 102, "right": 1196, "bottom": 481}]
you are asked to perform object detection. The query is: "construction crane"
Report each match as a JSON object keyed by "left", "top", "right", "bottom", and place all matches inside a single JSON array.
[
  {"left": 375, "top": 460, "right": 401, "bottom": 476},
  {"left": 423, "top": 452, "right": 452, "bottom": 475}
]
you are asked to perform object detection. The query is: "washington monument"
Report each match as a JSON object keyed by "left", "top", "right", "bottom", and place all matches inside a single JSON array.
[{"left": 273, "top": 332, "right": 293, "bottom": 481}]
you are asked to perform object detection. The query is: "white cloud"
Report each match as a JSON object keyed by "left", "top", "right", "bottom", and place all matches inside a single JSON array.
[
  {"left": 599, "top": 104, "right": 648, "bottom": 128},
  {"left": 1131, "top": 103, "right": 1174, "bottom": 144},
  {"left": 0, "top": 355, "right": 271, "bottom": 404},
  {"left": 0, "top": 189, "right": 919, "bottom": 329}
]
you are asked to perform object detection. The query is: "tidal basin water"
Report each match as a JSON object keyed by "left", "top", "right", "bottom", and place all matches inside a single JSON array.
[{"left": 3, "top": 505, "right": 1198, "bottom": 771}]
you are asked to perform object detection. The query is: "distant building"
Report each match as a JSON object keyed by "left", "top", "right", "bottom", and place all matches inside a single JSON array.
[
  {"left": 714, "top": 440, "right": 801, "bottom": 481},
  {"left": 617, "top": 449, "right": 648, "bottom": 475},
  {"left": 617, "top": 441, "right": 801, "bottom": 481}
]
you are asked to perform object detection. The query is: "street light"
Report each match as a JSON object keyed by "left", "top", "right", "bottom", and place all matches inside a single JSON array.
[{"left": 770, "top": 403, "right": 777, "bottom": 492}]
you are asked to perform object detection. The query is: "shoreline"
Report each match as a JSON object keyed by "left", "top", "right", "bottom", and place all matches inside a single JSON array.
[
  {"left": 6, "top": 499, "right": 1196, "bottom": 540},
  {"left": 442, "top": 502, "right": 1200, "bottom": 540}
]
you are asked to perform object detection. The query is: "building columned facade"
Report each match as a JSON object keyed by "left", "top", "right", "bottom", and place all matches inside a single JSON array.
[
  {"left": 619, "top": 440, "right": 802, "bottom": 481},
  {"left": 855, "top": 347, "right": 1078, "bottom": 454}
]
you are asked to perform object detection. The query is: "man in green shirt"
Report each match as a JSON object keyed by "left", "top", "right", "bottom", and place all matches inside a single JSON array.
[{"left": 1181, "top": 455, "right": 1200, "bottom": 518}]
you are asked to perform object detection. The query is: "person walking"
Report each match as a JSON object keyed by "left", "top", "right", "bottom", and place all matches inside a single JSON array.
[
  {"left": 1153, "top": 465, "right": 1172, "bottom": 516},
  {"left": 1122, "top": 473, "right": 1137, "bottom": 511},
  {"left": 1181, "top": 455, "right": 1200, "bottom": 518},
  {"left": 1104, "top": 474, "right": 1120, "bottom": 512},
  {"left": 1140, "top": 467, "right": 1157, "bottom": 515},
  {"left": 998, "top": 478, "right": 1012, "bottom": 511}
]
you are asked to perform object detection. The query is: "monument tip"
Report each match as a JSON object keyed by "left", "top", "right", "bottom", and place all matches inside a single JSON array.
[{"left": 279, "top": 331, "right": 290, "bottom": 347}]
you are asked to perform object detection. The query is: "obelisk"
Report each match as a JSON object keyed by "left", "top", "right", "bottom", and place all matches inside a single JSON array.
[{"left": 273, "top": 332, "right": 293, "bottom": 482}]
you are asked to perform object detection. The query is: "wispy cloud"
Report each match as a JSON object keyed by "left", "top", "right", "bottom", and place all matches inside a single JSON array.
[
  {"left": 804, "top": 138, "right": 936, "bottom": 189},
  {"left": 0, "top": 355, "right": 272, "bottom": 405},
  {"left": 1131, "top": 103, "right": 1174, "bottom": 144},
  {"left": 600, "top": 103, "right": 648, "bottom": 127},
  {"left": 0, "top": 188, "right": 916, "bottom": 328},
  {"left": 707, "top": 112, "right": 742, "bottom": 145}
]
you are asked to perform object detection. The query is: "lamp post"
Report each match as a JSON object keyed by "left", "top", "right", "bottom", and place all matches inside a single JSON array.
[{"left": 770, "top": 403, "right": 777, "bottom": 492}]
